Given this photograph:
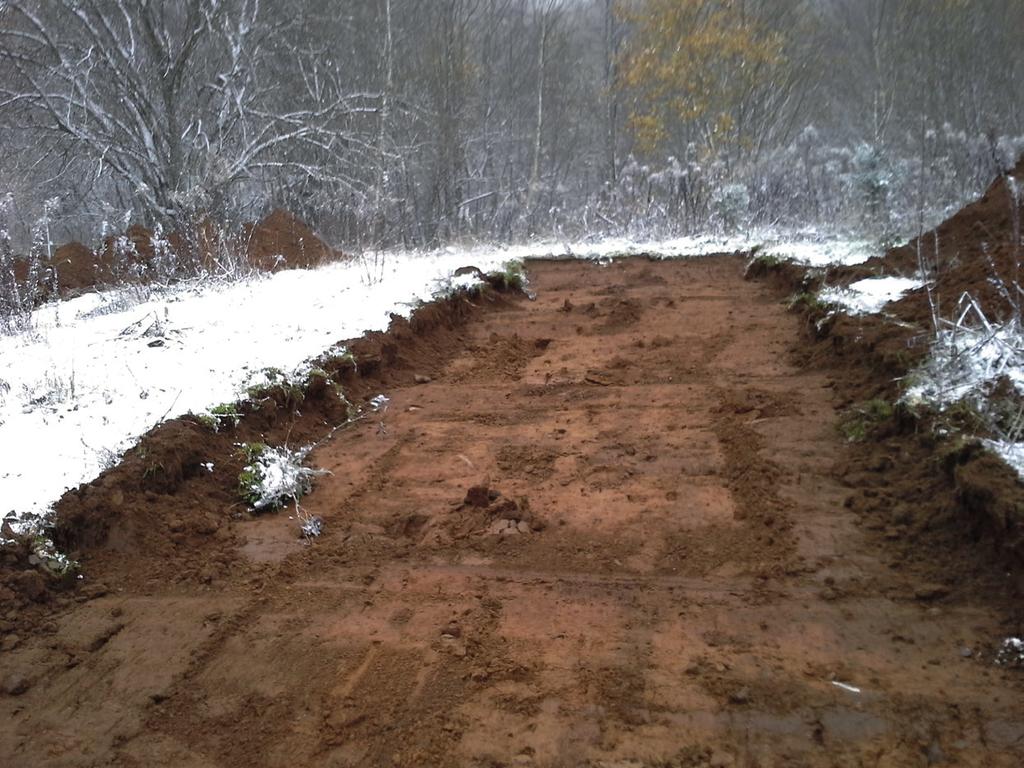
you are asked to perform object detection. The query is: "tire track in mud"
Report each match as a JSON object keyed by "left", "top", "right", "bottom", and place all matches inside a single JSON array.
[{"left": 3, "top": 256, "right": 1024, "bottom": 768}]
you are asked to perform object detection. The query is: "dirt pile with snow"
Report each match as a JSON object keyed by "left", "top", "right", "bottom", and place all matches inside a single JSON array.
[{"left": 877, "top": 156, "right": 1024, "bottom": 324}]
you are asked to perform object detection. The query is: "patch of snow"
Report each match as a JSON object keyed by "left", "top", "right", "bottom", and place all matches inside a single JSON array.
[
  {"left": 819, "top": 276, "right": 923, "bottom": 315},
  {"left": 446, "top": 272, "right": 486, "bottom": 292},
  {"left": 995, "top": 637, "right": 1024, "bottom": 667},
  {"left": 761, "top": 239, "right": 881, "bottom": 267},
  {"left": 985, "top": 440, "right": 1024, "bottom": 477},
  {"left": 432, "top": 231, "right": 881, "bottom": 267}
]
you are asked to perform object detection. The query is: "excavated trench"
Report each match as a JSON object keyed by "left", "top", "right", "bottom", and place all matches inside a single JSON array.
[{"left": 1, "top": 255, "right": 1022, "bottom": 767}]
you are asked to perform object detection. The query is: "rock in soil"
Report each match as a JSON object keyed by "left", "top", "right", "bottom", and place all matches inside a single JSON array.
[{"left": 2, "top": 673, "right": 30, "bottom": 696}]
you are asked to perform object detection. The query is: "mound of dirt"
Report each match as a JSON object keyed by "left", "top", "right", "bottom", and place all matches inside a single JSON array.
[
  {"left": 242, "top": 209, "right": 338, "bottom": 271},
  {"left": 48, "top": 241, "right": 100, "bottom": 294},
  {"left": 9, "top": 210, "right": 343, "bottom": 302},
  {"left": 861, "top": 156, "right": 1024, "bottom": 325}
]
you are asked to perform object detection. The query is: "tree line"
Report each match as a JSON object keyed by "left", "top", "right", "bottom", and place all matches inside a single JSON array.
[{"left": 1, "top": 0, "right": 1022, "bottom": 253}]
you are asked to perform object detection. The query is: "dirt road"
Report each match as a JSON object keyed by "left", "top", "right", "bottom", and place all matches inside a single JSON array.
[{"left": 2, "top": 256, "right": 1022, "bottom": 767}]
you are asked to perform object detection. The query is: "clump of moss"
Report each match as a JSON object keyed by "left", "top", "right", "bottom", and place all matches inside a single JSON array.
[
  {"left": 210, "top": 402, "right": 242, "bottom": 429},
  {"left": 246, "top": 367, "right": 305, "bottom": 410},
  {"left": 744, "top": 252, "right": 784, "bottom": 278},
  {"left": 192, "top": 402, "right": 242, "bottom": 432},
  {"left": 487, "top": 260, "right": 528, "bottom": 292},
  {"left": 192, "top": 412, "right": 219, "bottom": 431},
  {"left": 787, "top": 291, "right": 834, "bottom": 315},
  {"left": 838, "top": 398, "right": 894, "bottom": 442},
  {"left": 237, "top": 442, "right": 270, "bottom": 507}
]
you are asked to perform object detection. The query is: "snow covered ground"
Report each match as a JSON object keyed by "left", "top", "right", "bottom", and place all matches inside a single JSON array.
[
  {"left": 437, "top": 231, "right": 879, "bottom": 267},
  {"left": 819, "top": 276, "right": 923, "bottom": 315},
  {"left": 0, "top": 234, "right": 878, "bottom": 535}
]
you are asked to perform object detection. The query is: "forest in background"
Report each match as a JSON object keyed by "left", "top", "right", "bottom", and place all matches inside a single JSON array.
[{"left": 1, "top": 0, "right": 1023, "bottom": 254}]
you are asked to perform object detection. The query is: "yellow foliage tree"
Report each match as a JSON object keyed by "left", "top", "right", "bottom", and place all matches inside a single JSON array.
[{"left": 618, "top": 0, "right": 788, "bottom": 160}]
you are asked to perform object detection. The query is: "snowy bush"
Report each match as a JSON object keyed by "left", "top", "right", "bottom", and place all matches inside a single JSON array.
[
  {"left": 488, "top": 260, "right": 528, "bottom": 292},
  {"left": 710, "top": 184, "right": 750, "bottom": 233},
  {"left": 849, "top": 143, "right": 893, "bottom": 228},
  {"left": 904, "top": 299, "right": 1024, "bottom": 411},
  {"left": 0, "top": 194, "right": 60, "bottom": 335},
  {"left": 237, "top": 442, "right": 326, "bottom": 512}
]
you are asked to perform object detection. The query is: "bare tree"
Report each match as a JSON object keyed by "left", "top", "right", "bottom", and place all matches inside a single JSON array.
[{"left": 0, "top": 0, "right": 376, "bottom": 228}]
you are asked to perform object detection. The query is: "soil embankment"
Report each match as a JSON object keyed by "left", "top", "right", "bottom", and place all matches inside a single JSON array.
[
  {"left": 17, "top": 208, "right": 342, "bottom": 300},
  {"left": 1, "top": 256, "right": 1022, "bottom": 766}
]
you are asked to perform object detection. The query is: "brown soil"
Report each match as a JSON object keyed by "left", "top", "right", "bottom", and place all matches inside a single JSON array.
[
  {"left": 13, "top": 209, "right": 342, "bottom": 300},
  {"left": 242, "top": 209, "right": 339, "bottom": 271},
  {"left": 2, "top": 256, "right": 1022, "bottom": 767}
]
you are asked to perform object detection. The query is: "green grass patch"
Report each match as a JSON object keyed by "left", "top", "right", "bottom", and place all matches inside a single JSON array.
[
  {"left": 838, "top": 398, "right": 894, "bottom": 442},
  {"left": 487, "top": 260, "right": 528, "bottom": 292}
]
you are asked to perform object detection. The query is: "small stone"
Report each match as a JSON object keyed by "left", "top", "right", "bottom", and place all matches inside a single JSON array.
[
  {"left": 925, "top": 740, "right": 946, "bottom": 765},
  {"left": 729, "top": 686, "right": 751, "bottom": 705},
  {"left": 1, "top": 635, "right": 20, "bottom": 652},
  {"left": 960, "top": 647, "right": 973, "bottom": 658},
  {"left": 820, "top": 587, "right": 839, "bottom": 601},
  {"left": 2, "top": 673, "right": 30, "bottom": 696},
  {"left": 516, "top": 521, "right": 531, "bottom": 534},
  {"left": 464, "top": 485, "right": 491, "bottom": 508},
  {"left": 194, "top": 515, "right": 220, "bottom": 535},
  {"left": 914, "top": 584, "right": 950, "bottom": 601},
  {"left": 709, "top": 751, "right": 736, "bottom": 768},
  {"left": 487, "top": 519, "right": 512, "bottom": 536},
  {"left": 414, "top": 374, "right": 432, "bottom": 384}
]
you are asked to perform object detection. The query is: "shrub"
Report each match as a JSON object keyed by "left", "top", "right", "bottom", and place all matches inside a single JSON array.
[{"left": 237, "top": 442, "right": 326, "bottom": 511}]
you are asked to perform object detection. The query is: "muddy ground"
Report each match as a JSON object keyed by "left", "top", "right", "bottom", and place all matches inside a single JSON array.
[{"left": 2, "top": 256, "right": 1023, "bottom": 767}]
